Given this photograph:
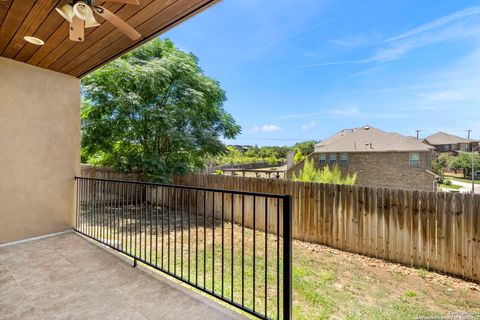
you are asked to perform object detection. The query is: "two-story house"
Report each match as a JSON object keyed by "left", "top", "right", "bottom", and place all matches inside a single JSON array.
[
  {"left": 287, "top": 125, "right": 437, "bottom": 190},
  {"left": 423, "top": 131, "right": 478, "bottom": 154}
]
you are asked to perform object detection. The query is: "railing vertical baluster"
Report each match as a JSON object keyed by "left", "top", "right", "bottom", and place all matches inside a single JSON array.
[
  {"left": 143, "top": 185, "right": 146, "bottom": 262},
  {"left": 221, "top": 192, "right": 225, "bottom": 298},
  {"left": 95, "top": 180, "right": 99, "bottom": 240},
  {"left": 75, "top": 179, "right": 79, "bottom": 230},
  {"left": 241, "top": 194, "right": 245, "bottom": 307},
  {"left": 212, "top": 191, "right": 215, "bottom": 293},
  {"left": 150, "top": 186, "right": 153, "bottom": 265},
  {"left": 265, "top": 196, "right": 268, "bottom": 318},
  {"left": 231, "top": 193, "right": 234, "bottom": 302},
  {"left": 188, "top": 189, "right": 191, "bottom": 282},
  {"left": 195, "top": 189, "right": 199, "bottom": 286},
  {"left": 134, "top": 183, "right": 138, "bottom": 259},
  {"left": 174, "top": 188, "right": 177, "bottom": 275},
  {"left": 104, "top": 180, "right": 108, "bottom": 244},
  {"left": 203, "top": 190, "right": 206, "bottom": 289},
  {"left": 181, "top": 189, "right": 184, "bottom": 279},
  {"left": 161, "top": 186, "right": 165, "bottom": 269},
  {"left": 253, "top": 195, "right": 256, "bottom": 312},
  {"left": 129, "top": 183, "right": 133, "bottom": 255},
  {"left": 277, "top": 198, "right": 280, "bottom": 319},
  {"left": 283, "top": 195, "right": 292, "bottom": 320},
  {"left": 167, "top": 187, "right": 171, "bottom": 272},
  {"left": 114, "top": 181, "right": 117, "bottom": 247},
  {"left": 155, "top": 186, "right": 159, "bottom": 267},
  {"left": 121, "top": 182, "right": 124, "bottom": 250}
]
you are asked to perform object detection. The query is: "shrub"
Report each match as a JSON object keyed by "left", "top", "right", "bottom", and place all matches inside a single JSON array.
[{"left": 292, "top": 158, "right": 356, "bottom": 185}]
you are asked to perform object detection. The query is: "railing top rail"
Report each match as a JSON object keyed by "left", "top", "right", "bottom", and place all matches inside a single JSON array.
[{"left": 75, "top": 176, "right": 289, "bottom": 199}]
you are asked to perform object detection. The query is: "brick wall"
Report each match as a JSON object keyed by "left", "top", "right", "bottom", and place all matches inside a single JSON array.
[{"left": 288, "top": 151, "right": 435, "bottom": 191}]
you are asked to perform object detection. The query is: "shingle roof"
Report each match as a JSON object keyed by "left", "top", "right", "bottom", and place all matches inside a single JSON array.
[
  {"left": 424, "top": 132, "right": 473, "bottom": 145},
  {"left": 314, "top": 125, "right": 434, "bottom": 153}
]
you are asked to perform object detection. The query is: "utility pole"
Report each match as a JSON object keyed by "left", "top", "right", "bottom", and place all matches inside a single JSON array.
[
  {"left": 415, "top": 130, "right": 422, "bottom": 139},
  {"left": 466, "top": 129, "right": 472, "bottom": 139},
  {"left": 473, "top": 145, "right": 479, "bottom": 194}
]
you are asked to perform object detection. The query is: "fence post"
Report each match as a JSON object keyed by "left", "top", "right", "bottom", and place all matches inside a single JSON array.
[{"left": 283, "top": 195, "right": 292, "bottom": 320}]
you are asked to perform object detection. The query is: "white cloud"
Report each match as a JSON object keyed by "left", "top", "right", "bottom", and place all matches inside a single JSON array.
[
  {"left": 329, "top": 34, "right": 374, "bottom": 47},
  {"left": 327, "top": 107, "right": 406, "bottom": 120},
  {"left": 387, "top": 5, "right": 480, "bottom": 42},
  {"left": 303, "top": 5, "right": 480, "bottom": 67},
  {"left": 280, "top": 111, "right": 325, "bottom": 119},
  {"left": 250, "top": 124, "right": 281, "bottom": 133},
  {"left": 301, "top": 120, "right": 316, "bottom": 131},
  {"left": 328, "top": 107, "right": 361, "bottom": 116}
]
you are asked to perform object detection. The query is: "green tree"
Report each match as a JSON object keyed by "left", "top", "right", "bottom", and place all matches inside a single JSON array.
[
  {"left": 432, "top": 153, "right": 451, "bottom": 176},
  {"left": 81, "top": 39, "right": 240, "bottom": 181},
  {"left": 292, "top": 158, "right": 356, "bottom": 185},
  {"left": 294, "top": 149, "right": 304, "bottom": 164},
  {"left": 449, "top": 152, "right": 480, "bottom": 177},
  {"left": 291, "top": 140, "right": 317, "bottom": 156}
]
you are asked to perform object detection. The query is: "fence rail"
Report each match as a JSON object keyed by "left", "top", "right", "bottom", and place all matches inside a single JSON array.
[
  {"left": 75, "top": 177, "right": 292, "bottom": 320},
  {"left": 174, "top": 174, "right": 480, "bottom": 283}
]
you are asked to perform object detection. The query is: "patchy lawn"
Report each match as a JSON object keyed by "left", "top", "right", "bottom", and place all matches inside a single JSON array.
[
  {"left": 81, "top": 208, "right": 480, "bottom": 320},
  {"left": 445, "top": 174, "right": 480, "bottom": 185},
  {"left": 439, "top": 183, "right": 462, "bottom": 190}
]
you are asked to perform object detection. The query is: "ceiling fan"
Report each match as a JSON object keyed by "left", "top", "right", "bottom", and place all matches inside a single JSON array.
[{"left": 55, "top": 0, "right": 142, "bottom": 42}]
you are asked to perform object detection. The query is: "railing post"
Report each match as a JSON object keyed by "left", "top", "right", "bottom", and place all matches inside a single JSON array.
[{"left": 283, "top": 195, "right": 292, "bottom": 320}]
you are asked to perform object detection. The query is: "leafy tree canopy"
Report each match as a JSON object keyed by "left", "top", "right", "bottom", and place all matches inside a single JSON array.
[
  {"left": 292, "top": 140, "right": 317, "bottom": 156},
  {"left": 81, "top": 39, "right": 240, "bottom": 181},
  {"left": 448, "top": 152, "right": 480, "bottom": 176},
  {"left": 294, "top": 149, "right": 304, "bottom": 164}
]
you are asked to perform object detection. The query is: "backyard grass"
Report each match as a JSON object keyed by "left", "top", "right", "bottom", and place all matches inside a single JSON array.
[
  {"left": 80, "top": 206, "right": 480, "bottom": 320},
  {"left": 445, "top": 174, "right": 480, "bottom": 185},
  {"left": 439, "top": 183, "right": 462, "bottom": 190}
]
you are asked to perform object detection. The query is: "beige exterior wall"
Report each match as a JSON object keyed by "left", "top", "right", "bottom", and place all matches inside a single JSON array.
[
  {"left": 288, "top": 151, "right": 435, "bottom": 191},
  {"left": 0, "top": 58, "right": 80, "bottom": 244}
]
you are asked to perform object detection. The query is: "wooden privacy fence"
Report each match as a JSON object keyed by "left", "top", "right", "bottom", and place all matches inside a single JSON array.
[
  {"left": 81, "top": 164, "right": 143, "bottom": 181},
  {"left": 174, "top": 174, "right": 480, "bottom": 283}
]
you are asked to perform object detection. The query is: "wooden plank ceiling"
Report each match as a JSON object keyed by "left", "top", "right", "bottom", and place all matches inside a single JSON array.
[{"left": 0, "top": 0, "right": 219, "bottom": 78}]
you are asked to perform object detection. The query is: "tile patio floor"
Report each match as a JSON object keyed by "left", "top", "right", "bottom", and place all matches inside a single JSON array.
[{"left": 0, "top": 232, "right": 246, "bottom": 320}]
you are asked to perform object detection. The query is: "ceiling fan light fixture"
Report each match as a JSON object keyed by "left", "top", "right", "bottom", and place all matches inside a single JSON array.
[
  {"left": 73, "top": 2, "right": 95, "bottom": 21},
  {"left": 55, "top": 4, "right": 74, "bottom": 23},
  {"left": 84, "top": 15, "right": 100, "bottom": 28},
  {"left": 23, "top": 36, "right": 44, "bottom": 45}
]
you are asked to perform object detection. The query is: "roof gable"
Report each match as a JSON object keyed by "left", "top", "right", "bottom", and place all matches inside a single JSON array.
[
  {"left": 314, "top": 125, "right": 434, "bottom": 153},
  {"left": 424, "top": 131, "right": 473, "bottom": 145}
]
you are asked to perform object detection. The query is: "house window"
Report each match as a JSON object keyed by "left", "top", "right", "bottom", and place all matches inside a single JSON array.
[
  {"left": 329, "top": 154, "right": 337, "bottom": 166},
  {"left": 409, "top": 152, "right": 420, "bottom": 167},
  {"left": 319, "top": 153, "right": 327, "bottom": 166},
  {"left": 444, "top": 144, "right": 450, "bottom": 152},
  {"left": 340, "top": 153, "right": 348, "bottom": 166}
]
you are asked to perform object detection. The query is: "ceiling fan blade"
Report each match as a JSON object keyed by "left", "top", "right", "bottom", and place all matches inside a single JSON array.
[
  {"left": 93, "top": 6, "right": 141, "bottom": 40},
  {"left": 69, "top": 16, "right": 85, "bottom": 42},
  {"left": 104, "top": 0, "right": 140, "bottom": 5}
]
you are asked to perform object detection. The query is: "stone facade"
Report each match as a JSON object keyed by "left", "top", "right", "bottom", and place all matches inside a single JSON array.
[{"left": 287, "top": 151, "right": 435, "bottom": 191}]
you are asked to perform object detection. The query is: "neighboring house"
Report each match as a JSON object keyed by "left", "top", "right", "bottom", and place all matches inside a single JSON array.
[
  {"left": 230, "top": 144, "right": 250, "bottom": 153},
  {"left": 423, "top": 132, "right": 478, "bottom": 154},
  {"left": 287, "top": 125, "right": 437, "bottom": 191}
]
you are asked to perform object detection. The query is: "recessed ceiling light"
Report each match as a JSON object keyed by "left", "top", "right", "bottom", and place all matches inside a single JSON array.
[{"left": 24, "top": 36, "right": 44, "bottom": 45}]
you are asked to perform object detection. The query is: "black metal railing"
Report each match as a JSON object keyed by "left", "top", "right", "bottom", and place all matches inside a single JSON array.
[{"left": 74, "top": 177, "right": 292, "bottom": 320}]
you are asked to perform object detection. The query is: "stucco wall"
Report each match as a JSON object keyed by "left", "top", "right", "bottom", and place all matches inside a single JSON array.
[
  {"left": 288, "top": 151, "right": 435, "bottom": 191},
  {"left": 0, "top": 57, "right": 80, "bottom": 244}
]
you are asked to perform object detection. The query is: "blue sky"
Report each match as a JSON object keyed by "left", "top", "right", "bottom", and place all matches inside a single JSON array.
[{"left": 163, "top": 0, "right": 480, "bottom": 146}]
